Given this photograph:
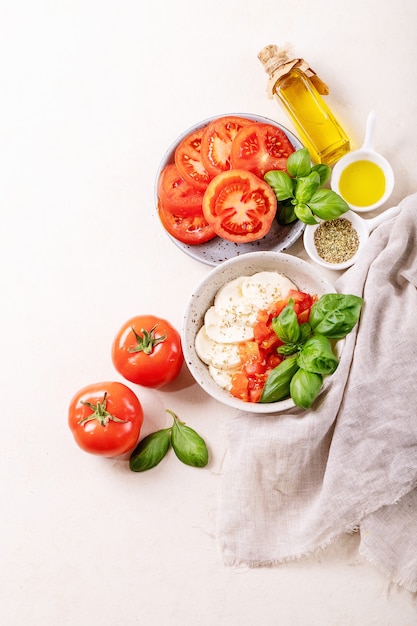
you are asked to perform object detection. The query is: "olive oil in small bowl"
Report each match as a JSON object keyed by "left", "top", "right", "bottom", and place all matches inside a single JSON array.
[{"left": 331, "top": 111, "right": 394, "bottom": 213}]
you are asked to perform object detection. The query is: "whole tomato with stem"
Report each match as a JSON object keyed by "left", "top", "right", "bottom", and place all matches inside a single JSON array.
[
  {"left": 68, "top": 381, "right": 144, "bottom": 457},
  {"left": 112, "top": 315, "right": 184, "bottom": 388}
]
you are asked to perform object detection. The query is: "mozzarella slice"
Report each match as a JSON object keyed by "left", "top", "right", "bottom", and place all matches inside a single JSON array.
[
  {"left": 204, "top": 305, "right": 256, "bottom": 343},
  {"left": 195, "top": 326, "right": 242, "bottom": 369},
  {"left": 214, "top": 276, "right": 253, "bottom": 316},
  {"left": 241, "top": 272, "right": 298, "bottom": 310},
  {"left": 208, "top": 365, "right": 237, "bottom": 391}
]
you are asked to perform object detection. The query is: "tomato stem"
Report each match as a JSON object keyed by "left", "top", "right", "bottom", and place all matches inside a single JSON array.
[
  {"left": 128, "top": 325, "right": 167, "bottom": 355},
  {"left": 79, "top": 393, "right": 127, "bottom": 426}
]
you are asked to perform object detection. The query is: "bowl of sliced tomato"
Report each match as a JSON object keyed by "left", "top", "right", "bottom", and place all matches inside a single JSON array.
[
  {"left": 155, "top": 114, "right": 306, "bottom": 266},
  {"left": 182, "top": 250, "right": 345, "bottom": 413}
]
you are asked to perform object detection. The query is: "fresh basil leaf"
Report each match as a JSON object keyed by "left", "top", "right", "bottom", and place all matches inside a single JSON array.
[
  {"left": 129, "top": 428, "right": 172, "bottom": 472},
  {"left": 290, "top": 368, "right": 323, "bottom": 409},
  {"left": 277, "top": 343, "right": 299, "bottom": 356},
  {"left": 171, "top": 414, "right": 208, "bottom": 467},
  {"left": 299, "top": 322, "right": 312, "bottom": 343},
  {"left": 287, "top": 148, "right": 311, "bottom": 178},
  {"left": 259, "top": 355, "right": 299, "bottom": 403},
  {"left": 297, "top": 334, "right": 339, "bottom": 375},
  {"left": 264, "top": 170, "right": 294, "bottom": 201},
  {"left": 272, "top": 300, "right": 300, "bottom": 344},
  {"left": 294, "top": 202, "right": 318, "bottom": 225},
  {"left": 311, "top": 163, "right": 331, "bottom": 186},
  {"left": 277, "top": 200, "right": 298, "bottom": 224},
  {"left": 307, "top": 188, "right": 349, "bottom": 220},
  {"left": 295, "top": 171, "right": 321, "bottom": 203},
  {"left": 309, "top": 294, "right": 363, "bottom": 339}
]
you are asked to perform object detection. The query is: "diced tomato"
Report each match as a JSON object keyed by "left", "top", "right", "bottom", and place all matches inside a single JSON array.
[{"left": 230, "top": 371, "right": 251, "bottom": 403}]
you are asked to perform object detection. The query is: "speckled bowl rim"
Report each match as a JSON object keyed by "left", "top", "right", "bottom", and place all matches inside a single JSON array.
[
  {"left": 154, "top": 113, "right": 306, "bottom": 266},
  {"left": 182, "top": 251, "right": 339, "bottom": 414}
]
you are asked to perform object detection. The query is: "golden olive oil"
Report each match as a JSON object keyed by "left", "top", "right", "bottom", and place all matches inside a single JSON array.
[
  {"left": 338, "top": 160, "right": 385, "bottom": 207},
  {"left": 258, "top": 46, "right": 350, "bottom": 165},
  {"left": 272, "top": 68, "right": 350, "bottom": 165}
]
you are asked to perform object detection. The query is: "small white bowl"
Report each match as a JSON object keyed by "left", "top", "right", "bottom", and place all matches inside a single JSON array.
[
  {"left": 331, "top": 111, "right": 395, "bottom": 213},
  {"left": 182, "top": 251, "right": 338, "bottom": 414},
  {"left": 303, "top": 205, "right": 401, "bottom": 271}
]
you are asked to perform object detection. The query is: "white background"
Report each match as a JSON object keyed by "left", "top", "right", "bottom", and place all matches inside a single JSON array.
[{"left": 1, "top": 1, "right": 417, "bottom": 624}]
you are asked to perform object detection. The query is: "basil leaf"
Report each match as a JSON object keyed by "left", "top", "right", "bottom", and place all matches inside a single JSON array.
[
  {"left": 311, "top": 163, "right": 331, "bottom": 186},
  {"left": 277, "top": 343, "right": 299, "bottom": 356},
  {"left": 277, "top": 200, "right": 298, "bottom": 224},
  {"left": 287, "top": 148, "right": 311, "bottom": 178},
  {"left": 272, "top": 300, "right": 300, "bottom": 344},
  {"left": 171, "top": 414, "right": 208, "bottom": 467},
  {"left": 307, "top": 188, "right": 349, "bottom": 220},
  {"left": 297, "top": 334, "right": 339, "bottom": 375},
  {"left": 309, "top": 294, "right": 363, "bottom": 339},
  {"left": 299, "top": 322, "right": 312, "bottom": 343},
  {"left": 294, "top": 202, "right": 318, "bottom": 225},
  {"left": 259, "top": 355, "right": 299, "bottom": 403},
  {"left": 129, "top": 428, "right": 171, "bottom": 472},
  {"left": 264, "top": 170, "right": 294, "bottom": 201},
  {"left": 295, "top": 171, "right": 321, "bottom": 203},
  {"left": 290, "top": 368, "right": 323, "bottom": 409}
]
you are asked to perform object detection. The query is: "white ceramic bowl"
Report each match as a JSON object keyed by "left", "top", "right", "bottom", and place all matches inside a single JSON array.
[
  {"left": 330, "top": 111, "right": 395, "bottom": 214},
  {"left": 182, "top": 251, "right": 338, "bottom": 414},
  {"left": 155, "top": 113, "right": 306, "bottom": 266},
  {"left": 303, "top": 205, "right": 401, "bottom": 271}
]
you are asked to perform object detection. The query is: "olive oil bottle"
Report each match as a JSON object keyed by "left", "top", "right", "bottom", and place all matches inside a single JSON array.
[{"left": 258, "top": 45, "right": 350, "bottom": 165}]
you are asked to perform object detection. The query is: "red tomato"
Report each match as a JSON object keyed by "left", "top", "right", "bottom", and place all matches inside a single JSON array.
[
  {"left": 230, "top": 122, "right": 295, "bottom": 178},
  {"left": 174, "top": 128, "right": 212, "bottom": 191},
  {"left": 157, "top": 163, "right": 204, "bottom": 217},
  {"left": 200, "top": 115, "right": 253, "bottom": 177},
  {"left": 202, "top": 169, "right": 277, "bottom": 243},
  {"left": 68, "top": 382, "right": 143, "bottom": 457},
  {"left": 112, "top": 315, "right": 184, "bottom": 388},
  {"left": 158, "top": 197, "right": 217, "bottom": 245}
]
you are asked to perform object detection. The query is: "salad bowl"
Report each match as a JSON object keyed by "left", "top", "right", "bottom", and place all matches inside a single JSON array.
[{"left": 182, "top": 251, "right": 340, "bottom": 413}]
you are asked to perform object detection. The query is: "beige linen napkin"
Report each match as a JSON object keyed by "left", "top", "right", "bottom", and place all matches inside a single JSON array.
[{"left": 217, "top": 192, "right": 417, "bottom": 593}]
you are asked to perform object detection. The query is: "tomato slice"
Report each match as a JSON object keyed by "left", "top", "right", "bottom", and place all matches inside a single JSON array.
[
  {"left": 200, "top": 115, "right": 253, "bottom": 177},
  {"left": 230, "top": 122, "right": 295, "bottom": 178},
  {"left": 157, "top": 163, "right": 204, "bottom": 217},
  {"left": 174, "top": 128, "right": 212, "bottom": 191},
  {"left": 158, "top": 198, "right": 217, "bottom": 245},
  {"left": 202, "top": 169, "right": 277, "bottom": 243}
]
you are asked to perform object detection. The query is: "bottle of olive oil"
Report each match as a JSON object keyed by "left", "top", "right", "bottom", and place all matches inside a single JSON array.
[{"left": 258, "top": 45, "right": 350, "bottom": 165}]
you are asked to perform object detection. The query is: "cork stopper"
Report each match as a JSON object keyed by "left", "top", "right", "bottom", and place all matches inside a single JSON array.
[
  {"left": 257, "top": 44, "right": 330, "bottom": 98},
  {"left": 258, "top": 45, "right": 291, "bottom": 77}
]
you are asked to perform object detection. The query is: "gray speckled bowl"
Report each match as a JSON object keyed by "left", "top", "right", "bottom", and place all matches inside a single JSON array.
[
  {"left": 155, "top": 113, "right": 305, "bottom": 266},
  {"left": 182, "top": 251, "right": 338, "bottom": 414}
]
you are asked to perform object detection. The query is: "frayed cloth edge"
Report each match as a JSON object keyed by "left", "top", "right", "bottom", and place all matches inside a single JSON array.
[
  {"left": 221, "top": 524, "right": 359, "bottom": 569},
  {"left": 358, "top": 543, "right": 417, "bottom": 594}
]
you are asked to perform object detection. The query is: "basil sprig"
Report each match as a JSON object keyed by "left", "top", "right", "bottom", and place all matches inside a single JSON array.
[
  {"left": 259, "top": 293, "right": 363, "bottom": 409},
  {"left": 129, "top": 409, "right": 208, "bottom": 472},
  {"left": 264, "top": 147, "right": 349, "bottom": 225}
]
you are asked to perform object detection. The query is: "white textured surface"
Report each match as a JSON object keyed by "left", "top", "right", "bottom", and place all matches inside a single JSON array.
[{"left": 1, "top": 1, "right": 416, "bottom": 624}]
